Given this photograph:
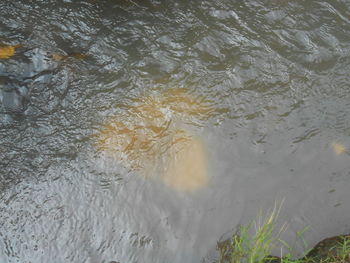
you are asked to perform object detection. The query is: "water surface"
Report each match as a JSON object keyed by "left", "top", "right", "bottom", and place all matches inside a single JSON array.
[{"left": 1, "top": 0, "right": 350, "bottom": 262}]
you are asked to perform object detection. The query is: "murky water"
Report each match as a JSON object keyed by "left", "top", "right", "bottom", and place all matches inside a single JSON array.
[{"left": 1, "top": 0, "right": 350, "bottom": 262}]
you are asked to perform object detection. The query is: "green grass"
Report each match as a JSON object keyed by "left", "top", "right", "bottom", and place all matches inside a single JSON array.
[
  {"left": 335, "top": 236, "right": 350, "bottom": 262},
  {"left": 304, "top": 235, "right": 350, "bottom": 263},
  {"left": 216, "top": 203, "right": 350, "bottom": 263},
  {"left": 217, "top": 202, "right": 287, "bottom": 263}
]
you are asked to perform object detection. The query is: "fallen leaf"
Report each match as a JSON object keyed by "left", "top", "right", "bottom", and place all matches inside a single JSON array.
[
  {"left": 332, "top": 142, "right": 347, "bottom": 155},
  {"left": 0, "top": 44, "right": 21, "bottom": 59}
]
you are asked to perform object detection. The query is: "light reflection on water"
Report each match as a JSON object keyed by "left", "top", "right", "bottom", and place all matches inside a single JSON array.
[{"left": 0, "top": 0, "right": 350, "bottom": 262}]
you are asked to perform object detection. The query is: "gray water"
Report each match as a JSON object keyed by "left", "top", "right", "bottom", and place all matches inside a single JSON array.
[{"left": 1, "top": 0, "right": 350, "bottom": 262}]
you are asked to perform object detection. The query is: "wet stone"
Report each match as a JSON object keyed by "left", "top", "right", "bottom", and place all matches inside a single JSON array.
[{"left": 0, "top": 83, "right": 31, "bottom": 114}]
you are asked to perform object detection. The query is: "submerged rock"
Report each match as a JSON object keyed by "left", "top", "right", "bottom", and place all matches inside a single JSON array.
[{"left": 303, "top": 234, "right": 350, "bottom": 262}]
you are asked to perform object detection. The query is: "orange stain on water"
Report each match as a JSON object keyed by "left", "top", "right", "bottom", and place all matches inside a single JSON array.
[{"left": 95, "top": 88, "right": 216, "bottom": 191}]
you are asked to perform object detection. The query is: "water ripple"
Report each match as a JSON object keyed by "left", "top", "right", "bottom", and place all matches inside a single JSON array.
[{"left": 1, "top": 0, "right": 350, "bottom": 262}]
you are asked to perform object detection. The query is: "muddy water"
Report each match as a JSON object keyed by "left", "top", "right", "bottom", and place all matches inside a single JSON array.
[
  {"left": 95, "top": 88, "right": 219, "bottom": 191},
  {"left": 1, "top": 0, "right": 350, "bottom": 262}
]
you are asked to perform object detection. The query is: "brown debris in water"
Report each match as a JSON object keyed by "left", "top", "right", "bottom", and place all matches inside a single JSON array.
[
  {"left": 95, "top": 88, "right": 217, "bottom": 191},
  {"left": 0, "top": 44, "right": 22, "bottom": 59},
  {"left": 218, "top": 234, "right": 350, "bottom": 263},
  {"left": 51, "top": 52, "right": 88, "bottom": 61},
  {"left": 332, "top": 142, "right": 347, "bottom": 155}
]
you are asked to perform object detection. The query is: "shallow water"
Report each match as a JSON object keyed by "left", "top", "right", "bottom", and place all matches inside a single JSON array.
[{"left": 1, "top": 0, "right": 350, "bottom": 262}]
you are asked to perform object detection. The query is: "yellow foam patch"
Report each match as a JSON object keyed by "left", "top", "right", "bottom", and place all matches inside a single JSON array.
[
  {"left": 95, "top": 88, "right": 215, "bottom": 191},
  {"left": 332, "top": 143, "right": 347, "bottom": 155}
]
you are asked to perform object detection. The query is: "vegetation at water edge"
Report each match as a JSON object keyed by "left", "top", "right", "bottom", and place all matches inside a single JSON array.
[{"left": 216, "top": 203, "right": 350, "bottom": 263}]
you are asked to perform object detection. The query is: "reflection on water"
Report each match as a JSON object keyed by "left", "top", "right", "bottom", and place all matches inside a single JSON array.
[{"left": 96, "top": 88, "right": 214, "bottom": 191}]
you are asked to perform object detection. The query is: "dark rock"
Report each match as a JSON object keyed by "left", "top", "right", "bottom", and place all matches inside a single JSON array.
[
  {"left": 303, "top": 234, "right": 350, "bottom": 262},
  {"left": 1, "top": 82, "right": 31, "bottom": 114}
]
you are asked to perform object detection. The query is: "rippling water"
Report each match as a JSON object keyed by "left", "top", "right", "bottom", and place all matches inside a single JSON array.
[{"left": 1, "top": 1, "right": 350, "bottom": 262}]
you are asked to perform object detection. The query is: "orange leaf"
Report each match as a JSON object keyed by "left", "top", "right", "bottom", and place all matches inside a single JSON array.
[
  {"left": 0, "top": 45, "right": 20, "bottom": 59},
  {"left": 332, "top": 142, "right": 347, "bottom": 155}
]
